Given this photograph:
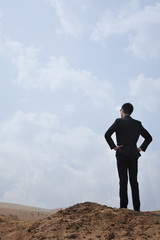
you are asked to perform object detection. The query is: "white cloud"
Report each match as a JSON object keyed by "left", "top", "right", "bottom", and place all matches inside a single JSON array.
[
  {"left": 0, "top": 111, "right": 118, "bottom": 208},
  {"left": 91, "top": 2, "right": 160, "bottom": 58},
  {"left": 64, "top": 104, "right": 76, "bottom": 114},
  {"left": 6, "top": 40, "right": 114, "bottom": 108},
  {"left": 48, "top": 0, "right": 84, "bottom": 37},
  {"left": 139, "top": 151, "right": 160, "bottom": 211},
  {"left": 129, "top": 74, "right": 160, "bottom": 112},
  {"left": 0, "top": 13, "right": 2, "bottom": 38},
  {"left": 5, "top": 40, "right": 39, "bottom": 86},
  {"left": 0, "top": 111, "right": 61, "bottom": 139},
  {"left": 6, "top": 41, "right": 24, "bottom": 53}
]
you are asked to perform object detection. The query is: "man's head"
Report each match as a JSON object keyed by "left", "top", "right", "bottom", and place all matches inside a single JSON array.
[{"left": 120, "top": 103, "right": 134, "bottom": 118}]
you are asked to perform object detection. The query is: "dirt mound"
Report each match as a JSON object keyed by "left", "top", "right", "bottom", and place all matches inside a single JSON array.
[{"left": 0, "top": 202, "right": 160, "bottom": 239}]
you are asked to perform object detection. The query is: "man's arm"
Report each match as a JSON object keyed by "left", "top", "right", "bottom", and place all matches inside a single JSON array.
[
  {"left": 104, "top": 120, "right": 118, "bottom": 150},
  {"left": 139, "top": 124, "right": 153, "bottom": 151}
]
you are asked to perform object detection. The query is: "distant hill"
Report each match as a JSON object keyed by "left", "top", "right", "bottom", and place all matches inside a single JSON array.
[
  {"left": 0, "top": 202, "right": 160, "bottom": 239},
  {"left": 0, "top": 202, "right": 60, "bottom": 221}
]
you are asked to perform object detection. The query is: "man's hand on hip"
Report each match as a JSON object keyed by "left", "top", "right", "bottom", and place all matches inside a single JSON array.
[
  {"left": 114, "top": 145, "right": 123, "bottom": 151},
  {"left": 137, "top": 148, "right": 142, "bottom": 152}
]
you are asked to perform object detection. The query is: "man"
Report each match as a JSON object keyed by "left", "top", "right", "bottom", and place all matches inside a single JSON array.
[{"left": 104, "top": 103, "right": 152, "bottom": 211}]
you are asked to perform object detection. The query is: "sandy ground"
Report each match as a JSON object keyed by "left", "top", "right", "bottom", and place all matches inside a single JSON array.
[{"left": 0, "top": 202, "right": 160, "bottom": 239}]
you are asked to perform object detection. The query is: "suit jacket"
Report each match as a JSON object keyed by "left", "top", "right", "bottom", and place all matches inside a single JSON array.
[{"left": 104, "top": 115, "right": 152, "bottom": 157}]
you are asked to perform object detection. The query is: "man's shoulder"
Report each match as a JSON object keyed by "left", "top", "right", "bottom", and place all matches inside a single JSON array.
[
  {"left": 131, "top": 118, "right": 141, "bottom": 125},
  {"left": 115, "top": 118, "right": 121, "bottom": 121},
  {"left": 115, "top": 117, "right": 142, "bottom": 125},
  {"left": 114, "top": 118, "right": 121, "bottom": 124}
]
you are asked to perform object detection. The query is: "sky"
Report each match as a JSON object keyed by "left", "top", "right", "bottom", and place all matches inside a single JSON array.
[{"left": 0, "top": 0, "right": 160, "bottom": 211}]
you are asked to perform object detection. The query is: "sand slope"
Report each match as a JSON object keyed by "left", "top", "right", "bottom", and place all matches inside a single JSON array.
[{"left": 0, "top": 202, "right": 160, "bottom": 239}]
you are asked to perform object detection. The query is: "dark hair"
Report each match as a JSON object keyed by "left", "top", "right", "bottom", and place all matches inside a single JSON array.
[{"left": 121, "top": 103, "right": 134, "bottom": 115}]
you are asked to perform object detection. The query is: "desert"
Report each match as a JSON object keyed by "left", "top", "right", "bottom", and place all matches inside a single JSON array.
[{"left": 0, "top": 201, "right": 160, "bottom": 239}]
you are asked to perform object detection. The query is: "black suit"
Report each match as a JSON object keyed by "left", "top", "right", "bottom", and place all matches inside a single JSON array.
[{"left": 104, "top": 115, "right": 152, "bottom": 211}]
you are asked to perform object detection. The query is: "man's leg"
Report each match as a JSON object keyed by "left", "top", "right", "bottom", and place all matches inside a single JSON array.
[
  {"left": 116, "top": 156, "right": 128, "bottom": 208},
  {"left": 128, "top": 157, "right": 140, "bottom": 211}
]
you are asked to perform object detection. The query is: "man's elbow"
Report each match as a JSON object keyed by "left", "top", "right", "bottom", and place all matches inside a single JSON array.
[
  {"left": 104, "top": 131, "right": 109, "bottom": 141},
  {"left": 149, "top": 135, "right": 153, "bottom": 143}
]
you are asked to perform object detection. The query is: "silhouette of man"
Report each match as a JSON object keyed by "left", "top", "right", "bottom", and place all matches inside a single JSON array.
[{"left": 104, "top": 103, "right": 152, "bottom": 211}]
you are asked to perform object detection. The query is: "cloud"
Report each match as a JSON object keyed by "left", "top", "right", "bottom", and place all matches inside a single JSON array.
[
  {"left": 139, "top": 151, "right": 160, "bottom": 211},
  {"left": 91, "top": 2, "right": 160, "bottom": 58},
  {"left": 48, "top": 0, "right": 84, "bottom": 37},
  {"left": 64, "top": 104, "right": 76, "bottom": 114},
  {"left": 129, "top": 74, "right": 160, "bottom": 112},
  {"left": 6, "top": 40, "right": 114, "bottom": 108},
  {"left": 6, "top": 41, "right": 24, "bottom": 53},
  {"left": 0, "top": 111, "right": 118, "bottom": 208},
  {"left": 0, "top": 13, "right": 2, "bottom": 34}
]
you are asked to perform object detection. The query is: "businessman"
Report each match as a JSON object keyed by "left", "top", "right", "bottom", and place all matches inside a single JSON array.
[{"left": 104, "top": 103, "right": 152, "bottom": 211}]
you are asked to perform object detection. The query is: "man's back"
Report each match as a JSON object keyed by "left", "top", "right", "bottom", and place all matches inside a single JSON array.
[
  {"left": 114, "top": 116, "right": 141, "bottom": 146},
  {"left": 105, "top": 115, "right": 152, "bottom": 154}
]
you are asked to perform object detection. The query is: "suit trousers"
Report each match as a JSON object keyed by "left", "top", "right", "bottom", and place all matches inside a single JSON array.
[{"left": 116, "top": 154, "right": 140, "bottom": 211}]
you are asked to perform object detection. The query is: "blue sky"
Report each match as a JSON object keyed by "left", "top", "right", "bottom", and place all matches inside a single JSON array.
[{"left": 0, "top": 0, "right": 160, "bottom": 211}]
